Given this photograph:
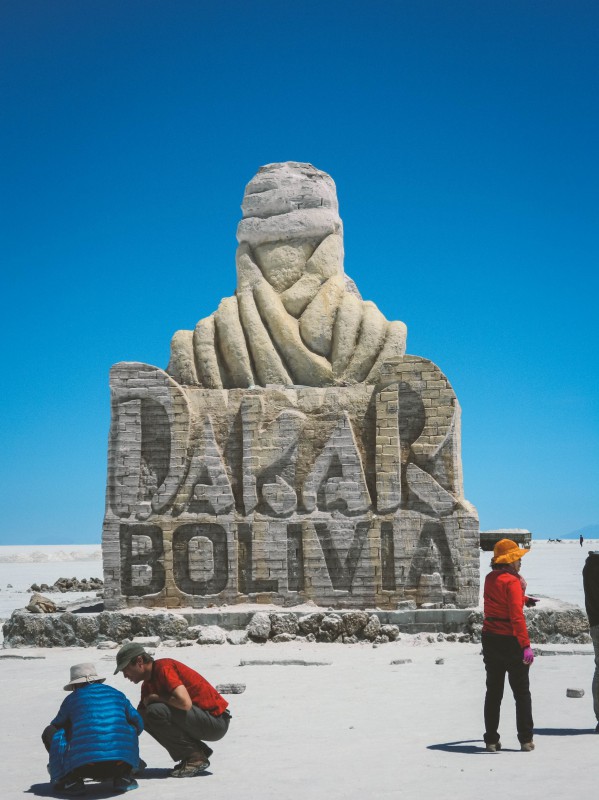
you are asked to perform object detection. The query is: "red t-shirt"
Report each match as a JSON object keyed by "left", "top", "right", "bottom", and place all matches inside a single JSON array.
[{"left": 140, "top": 658, "right": 228, "bottom": 716}]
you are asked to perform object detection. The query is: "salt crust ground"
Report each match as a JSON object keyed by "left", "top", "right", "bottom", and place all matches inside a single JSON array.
[{"left": 0, "top": 540, "right": 597, "bottom": 800}]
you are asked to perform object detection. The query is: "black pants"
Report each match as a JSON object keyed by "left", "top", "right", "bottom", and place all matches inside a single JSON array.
[
  {"left": 140, "top": 703, "right": 230, "bottom": 762},
  {"left": 482, "top": 632, "right": 533, "bottom": 744}
]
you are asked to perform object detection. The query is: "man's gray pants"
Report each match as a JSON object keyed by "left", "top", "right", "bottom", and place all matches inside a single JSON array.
[
  {"left": 140, "top": 703, "right": 230, "bottom": 761},
  {"left": 590, "top": 625, "right": 599, "bottom": 723}
]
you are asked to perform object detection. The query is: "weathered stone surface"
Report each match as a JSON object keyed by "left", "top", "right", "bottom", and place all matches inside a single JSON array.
[
  {"left": 526, "top": 608, "right": 590, "bottom": 644},
  {"left": 240, "top": 658, "right": 332, "bottom": 667},
  {"left": 362, "top": 614, "right": 381, "bottom": 641},
  {"left": 380, "top": 624, "right": 400, "bottom": 641},
  {"left": 192, "top": 625, "right": 226, "bottom": 645},
  {"left": 216, "top": 683, "right": 246, "bottom": 694},
  {"left": 25, "top": 593, "right": 58, "bottom": 613},
  {"left": 127, "top": 635, "right": 161, "bottom": 647},
  {"left": 168, "top": 162, "right": 406, "bottom": 388},
  {"left": 29, "top": 577, "right": 104, "bottom": 594},
  {"left": 2, "top": 604, "right": 591, "bottom": 648},
  {"left": 466, "top": 607, "right": 591, "bottom": 645},
  {"left": 272, "top": 633, "right": 297, "bottom": 642},
  {"left": 226, "top": 629, "right": 249, "bottom": 645},
  {"left": 298, "top": 613, "right": 324, "bottom": 635},
  {"left": 374, "top": 634, "right": 390, "bottom": 644},
  {"left": 247, "top": 612, "right": 272, "bottom": 642},
  {"left": 101, "top": 162, "right": 480, "bottom": 615},
  {"left": 270, "top": 613, "right": 299, "bottom": 637},
  {"left": 342, "top": 611, "right": 369, "bottom": 636},
  {"left": 320, "top": 613, "right": 344, "bottom": 639}
]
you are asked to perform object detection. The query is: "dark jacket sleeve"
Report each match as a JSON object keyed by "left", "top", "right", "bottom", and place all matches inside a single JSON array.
[{"left": 583, "top": 558, "right": 599, "bottom": 627}]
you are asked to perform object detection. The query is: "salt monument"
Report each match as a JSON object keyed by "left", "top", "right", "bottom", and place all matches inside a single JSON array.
[{"left": 102, "top": 162, "right": 479, "bottom": 610}]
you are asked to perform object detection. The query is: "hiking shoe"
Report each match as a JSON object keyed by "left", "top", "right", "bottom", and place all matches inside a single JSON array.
[
  {"left": 520, "top": 741, "right": 535, "bottom": 752},
  {"left": 171, "top": 757, "right": 210, "bottom": 778},
  {"left": 112, "top": 776, "right": 139, "bottom": 793},
  {"left": 56, "top": 778, "right": 85, "bottom": 796},
  {"left": 485, "top": 741, "right": 501, "bottom": 752},
  {"left": 132, "top": 759, "right": 146, "bottom": 776},
  {"left": 595, "top": 723, "right": 599, "bottom": 733}
]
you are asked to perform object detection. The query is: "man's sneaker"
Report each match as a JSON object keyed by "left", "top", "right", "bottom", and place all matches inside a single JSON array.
[
  {"left": 132, "top": 759, "right": 146, "bottom": 776},
  {"left": 485, "top": 741, "right": 501, "bottom": 752},
  {"left": 55, "top": 778, "right": 85, "bottom": 796},
  {"left": 520, "top": 740, "right": 535, "bottom": 752},
  {"left": 113, "top": 776, "right": 139, "bottom": 793},
  {"left": 170, "top": 755, "right": 210, "bottom": 778}
]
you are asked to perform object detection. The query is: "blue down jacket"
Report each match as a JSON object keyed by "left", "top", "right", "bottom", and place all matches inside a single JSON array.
[{"left": 49, "top": 682, "right": 143, "bottom": 783}]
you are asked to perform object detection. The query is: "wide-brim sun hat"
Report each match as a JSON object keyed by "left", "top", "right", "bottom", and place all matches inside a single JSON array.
[
  {"left": 64, "top": 662, "right": 106, "bottom": 691},
  {"left": 493, "top": 538, "right": 530, "bottom": 565}
]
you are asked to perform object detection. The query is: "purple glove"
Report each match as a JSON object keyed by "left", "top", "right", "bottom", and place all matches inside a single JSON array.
[{"left": 522, "top": 646, "right": 534, "bottom": 665}]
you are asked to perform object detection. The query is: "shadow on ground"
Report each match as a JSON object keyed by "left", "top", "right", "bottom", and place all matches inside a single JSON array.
[
  {"left": 427, "top": 739, "right": 490, "bottom": 754},
  {"left": 26, "top": 769, "right": 186, "bottom": 797},
  {"left": 427, "top": 728, "right": 597, "bottom": 755},
  {"left": 534, "top": 727, "right": 596, "bottom": 736}
]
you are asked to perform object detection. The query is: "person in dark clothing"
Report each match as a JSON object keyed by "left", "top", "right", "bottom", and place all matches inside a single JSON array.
[
  {"left": 582, "top": 551, "right": 599, "bottom": 730},
  {"left": 580, "top": 534, "right": 584, "bottom": 547},
  {"left": 481, "top": 538, "right": 538, "bottom": 752}
]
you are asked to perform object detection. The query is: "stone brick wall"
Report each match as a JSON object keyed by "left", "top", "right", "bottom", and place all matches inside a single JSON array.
[{"left": 102, "top": 356, "right": 479, "bottom": 610}]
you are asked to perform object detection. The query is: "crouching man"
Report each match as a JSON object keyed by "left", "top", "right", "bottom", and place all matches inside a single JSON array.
[
  {"left": 114, "top": 643, "right": 231, "bottom": 778},
  {"left": 42, "top": 662, "right": 143, "bottom": 796}
]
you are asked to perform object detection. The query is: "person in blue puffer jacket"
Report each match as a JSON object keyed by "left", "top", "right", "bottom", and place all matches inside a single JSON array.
[{"left": 42, "top": 662, "right": 143, "bottom": 796}]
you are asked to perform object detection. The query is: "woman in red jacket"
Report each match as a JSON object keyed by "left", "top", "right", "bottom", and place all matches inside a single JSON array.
[{"left": 482, "top": 538, "right": 537, "bottom": 752}]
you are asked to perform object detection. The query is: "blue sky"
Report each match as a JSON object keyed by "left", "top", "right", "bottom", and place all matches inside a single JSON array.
[{"left": 1, "top": 0, "right": 597, "bottom": 544}]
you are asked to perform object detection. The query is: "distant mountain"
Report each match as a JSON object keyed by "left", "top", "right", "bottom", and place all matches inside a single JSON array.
[{"left": 563, "top": 524, "right": 599, "bottom": 539}]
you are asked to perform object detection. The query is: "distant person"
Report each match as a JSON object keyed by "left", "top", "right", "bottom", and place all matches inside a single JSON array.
[
  {"left": 114, "top": 643, "right": 231, "bottom": 778},
  {"left": 481, "top": 539, "right": 538, "bottom": 752},
  {"left": 580, "top": 534, "right": 584, "bottom": 547},
  {"left": 582, "top": 551, "right": 599, "bottom": 731},
  {"left": 43, "top": 662, "right": 143, "bottom": 796}
]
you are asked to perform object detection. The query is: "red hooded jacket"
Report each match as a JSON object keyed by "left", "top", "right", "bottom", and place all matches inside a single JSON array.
[{"left": 482, "top": 568, "right": 530, "bottom": 649}]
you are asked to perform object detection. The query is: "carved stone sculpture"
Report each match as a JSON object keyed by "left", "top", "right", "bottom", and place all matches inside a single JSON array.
[
  {"left": 167, "top": 162, "right": 407, "bottom": 388},
  {"left": 102, "top": 162, "right": 479, "bottom": 612}
]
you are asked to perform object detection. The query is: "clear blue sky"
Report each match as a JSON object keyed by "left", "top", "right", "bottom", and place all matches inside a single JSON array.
[{"left": 1, "top": 1, "right": 597, "bottom": 544}]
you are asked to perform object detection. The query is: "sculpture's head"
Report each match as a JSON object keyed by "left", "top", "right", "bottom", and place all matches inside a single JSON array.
[{"left": 236, "top": 162, "right": 344, "bottom": 293}]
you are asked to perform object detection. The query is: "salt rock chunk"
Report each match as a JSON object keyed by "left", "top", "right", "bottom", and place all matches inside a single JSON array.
[
  {"left": 247, "top": 612, "right": 272, "bottom": 642},
  {"left": 270, "top": 613, "right": 299, "bottom": 637}
]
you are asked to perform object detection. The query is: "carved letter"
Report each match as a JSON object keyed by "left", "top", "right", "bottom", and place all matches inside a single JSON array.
[
  {"left": 375, "top": 384, "right": 401, "bottom": 513},
  {"left": 312, "top": 520, "right": 370, "bottom": 592},
  {"left": 173, "top": 523, "right": 228, "bottom": 595},
  {"left": 119, "top": 524, "right": 165, "bottom": 597},
  {"left": 241, "top": 395, "right": 305, "bottom": 516},
  {"left": 175, "top": 416, "right": 234, "bottom": 515},
  {"left": 108, "top": 364, "right": 191, "bottom": 520},
  {"left": 302, "top": 412, "right": 371, "bottom": 514}
]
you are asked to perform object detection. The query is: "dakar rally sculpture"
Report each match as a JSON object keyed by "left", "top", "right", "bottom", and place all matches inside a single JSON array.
[{"left": 102, "top": 162, "right": 479, "bottom": 610}]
